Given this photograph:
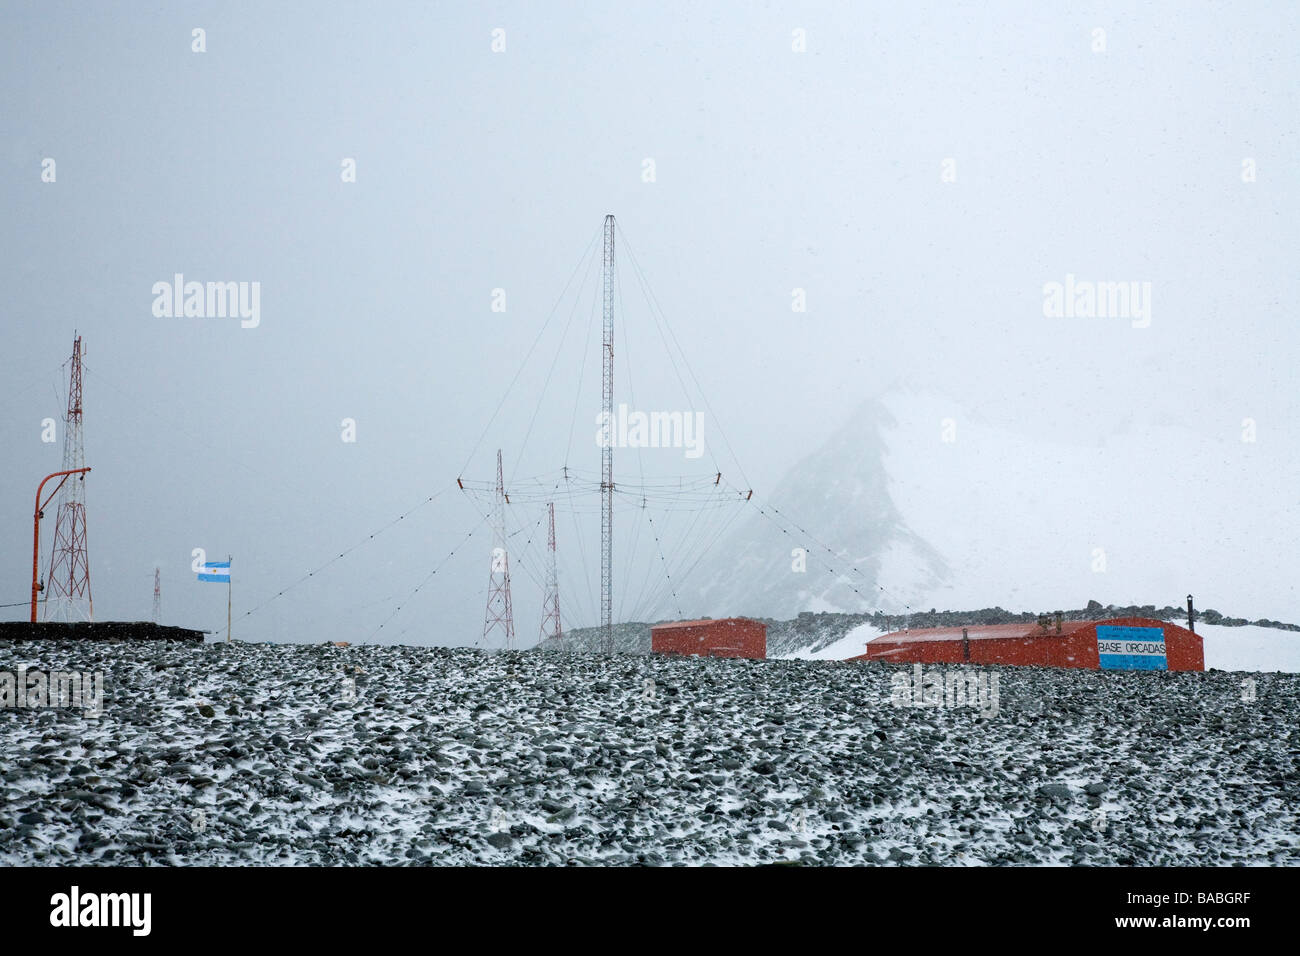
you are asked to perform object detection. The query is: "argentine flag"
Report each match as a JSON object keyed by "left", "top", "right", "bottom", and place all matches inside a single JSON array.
[{"left": 197, "top": 561, "right": 231, "bottom": 583}]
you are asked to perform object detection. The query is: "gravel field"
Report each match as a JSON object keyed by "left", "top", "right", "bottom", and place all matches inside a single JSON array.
[{"left": 1, "top": 639, "right": 1297, "bottom": 866}]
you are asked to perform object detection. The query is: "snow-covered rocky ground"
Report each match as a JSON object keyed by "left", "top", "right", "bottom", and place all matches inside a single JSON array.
[
  {"left": 776, "top": 622, "right": 884, "bottom": 660},
  {"left": 1, "top": 638, "right": 1296, "bottom": 866}
]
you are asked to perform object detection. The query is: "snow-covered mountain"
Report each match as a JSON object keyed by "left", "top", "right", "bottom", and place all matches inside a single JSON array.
[
  {"left": 684, "top": 387, "right": 1299, "bottom": 625},
  {"left": 681, "top": 399, "right": 951, "bottom": 620}
]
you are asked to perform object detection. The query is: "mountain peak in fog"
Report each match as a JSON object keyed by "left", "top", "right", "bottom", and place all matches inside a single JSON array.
[{"left": 687, "top": 398, "right": 951, "bottom": 619}]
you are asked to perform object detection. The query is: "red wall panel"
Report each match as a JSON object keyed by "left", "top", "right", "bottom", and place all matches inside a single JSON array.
[
  {"left": 651, "top": 618, "right": 766, "bottom": 659},
  {"left": 857, "top": 618, "right": 1203, "bottom": 672}
]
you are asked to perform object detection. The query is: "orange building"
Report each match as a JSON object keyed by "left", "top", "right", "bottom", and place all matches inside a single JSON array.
[
  {"left": 651, "top": 618, "right": 766, "bottom": 659},
  {"left": 848, "top": 616, "right": 1203, "bottom": 671}
]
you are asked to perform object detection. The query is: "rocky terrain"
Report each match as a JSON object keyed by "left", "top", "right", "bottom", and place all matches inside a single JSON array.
[{"left": 1, "top": 638, "right": 1296, "bottom": 866}]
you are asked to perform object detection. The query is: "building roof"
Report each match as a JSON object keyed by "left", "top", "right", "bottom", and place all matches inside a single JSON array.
[
  {"left": 869, "top": 621, "right": 1095, "bottom": 644},
  {"left": 651, "top": 617, "right": 760, "bottom": 630}
]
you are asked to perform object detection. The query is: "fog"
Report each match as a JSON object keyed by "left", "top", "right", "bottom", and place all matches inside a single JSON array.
[{"left": 2, "top": 2, "right": 1296, "bottom": 642}]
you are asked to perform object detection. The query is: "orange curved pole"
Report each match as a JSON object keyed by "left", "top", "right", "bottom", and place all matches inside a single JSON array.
[{"left": 31, "top": 467, "right": 90, "bottom": 622}]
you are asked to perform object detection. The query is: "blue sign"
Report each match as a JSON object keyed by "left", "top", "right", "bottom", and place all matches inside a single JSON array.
[{"left": 1096, "top": 625, "right": 1167, "bottom": 670}]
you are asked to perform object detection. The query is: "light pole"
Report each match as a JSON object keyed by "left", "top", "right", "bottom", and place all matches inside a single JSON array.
[{"left": 31, "top": 467, "right": 91, "bottom": 622}]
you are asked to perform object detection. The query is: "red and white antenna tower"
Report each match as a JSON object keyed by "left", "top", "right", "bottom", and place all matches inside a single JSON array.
[
  {"left": 482, "top": 448, "right": 516, "bottom": 649},
  {"left": 599, "top": 214, "right": 615, "bottom": 654},
  {"left": 152, "top": 566, "right": 161, "bottom": 623},
  {"left": 539, "top": 501, "right": 561, "bottom": 646},
  {"left": 44, "top": 335, "right": 92, "bottom": 621}
]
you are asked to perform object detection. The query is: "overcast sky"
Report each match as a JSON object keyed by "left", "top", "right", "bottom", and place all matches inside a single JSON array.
[{"left": 2, "top": 2, "right": 1296, "bottom": 642}]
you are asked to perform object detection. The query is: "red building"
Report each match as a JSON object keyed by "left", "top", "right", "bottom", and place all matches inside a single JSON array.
[
  {"left": 848, "top": 616, "right": 1203, "bottom": 671},
  {"left": 651, "top": 618, "right": 766, "bottom": 659}
]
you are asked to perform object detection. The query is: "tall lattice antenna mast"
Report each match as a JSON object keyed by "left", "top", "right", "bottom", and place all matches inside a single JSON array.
[
  {"left": 152, "top": 566, "right": 161, "bottom": 623},
  {"left": 600, "top": 214, "right": 615, "bottom": 654},
  {"left": 45, "top": 334, "right": 92, "bottom": 621},
  {"left": 539, "top": 501, "right": 561, "bottom": 646},
  {"left": 482, "top": 448, "right": 516, "bottom": 649}
]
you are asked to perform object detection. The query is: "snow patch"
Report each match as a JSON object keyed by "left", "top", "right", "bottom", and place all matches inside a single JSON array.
[
  {"left": 1198, "top": 622, "right": 1300, "bottom": 673},
  {"left": 777, "top": 621, "right": 885, "bottom": 660}
]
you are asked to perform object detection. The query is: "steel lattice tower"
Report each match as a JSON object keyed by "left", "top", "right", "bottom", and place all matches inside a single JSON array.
[
  {"left": 600, "top": 214, "right": 615, "bottom": 654},
  {"left": 44, "top": 335, "right": 92, "bottom": 621},
  {"left": 482, "top": 448, "right": 516, "bottom": 648},
  {"left": 539, "top": 501, "right": 561, "bottom": 646},
  {"left": 152, "top": 566, "right": 161, "bottom": 623}
]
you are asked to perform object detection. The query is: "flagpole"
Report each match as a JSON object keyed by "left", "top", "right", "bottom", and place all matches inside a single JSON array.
[{"left": 227, "top": 554, "right": 232, "bottom": 643}]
